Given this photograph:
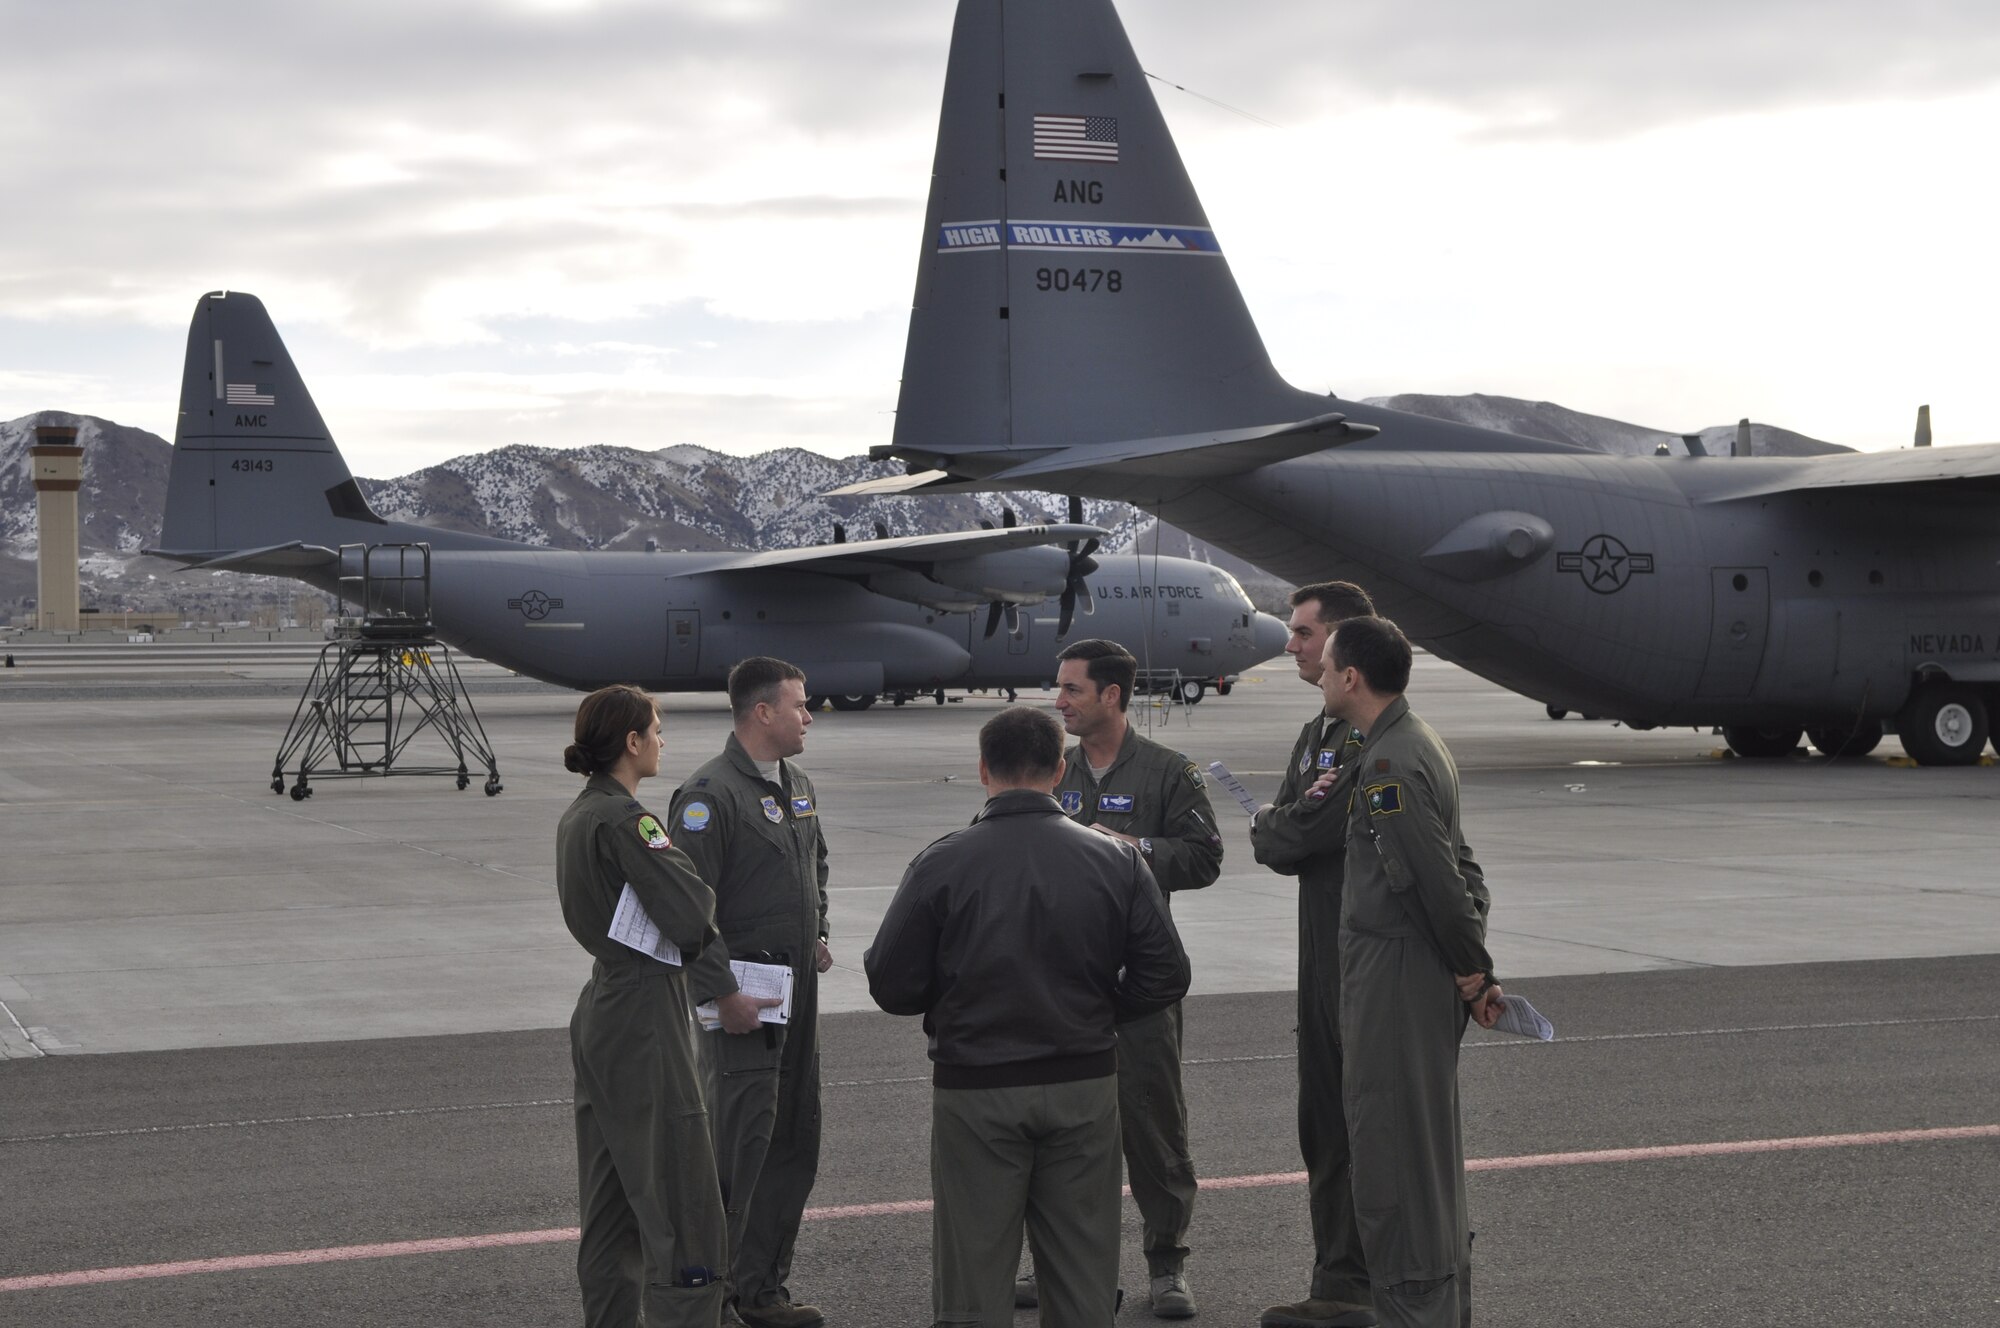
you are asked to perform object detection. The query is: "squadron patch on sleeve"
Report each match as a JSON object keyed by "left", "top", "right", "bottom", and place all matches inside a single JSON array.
[
  {"left": 1365, "top": 781, "right": 1404, "bottom": 816},
  {"left": 1183, "top": 761, "right": 1205, "bottom": 789},
  {"left": 680, "top": 801, "right": 713, "bottom": 832},
  {"left": 636, "top": 814, "right": 671, "bottom": 850}
]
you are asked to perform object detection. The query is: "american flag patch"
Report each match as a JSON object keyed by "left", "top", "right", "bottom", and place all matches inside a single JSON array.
[
  {"left": 225, "top": 383, "right": 274, "bottom": 406},
  {"left": 1033, "top": 114, "right": 1118, "bottom": 163}
]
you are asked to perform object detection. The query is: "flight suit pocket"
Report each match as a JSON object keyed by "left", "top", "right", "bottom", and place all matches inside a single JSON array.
[{"left": 712, "top": 1020, "right": 787, "bottom": 1075}]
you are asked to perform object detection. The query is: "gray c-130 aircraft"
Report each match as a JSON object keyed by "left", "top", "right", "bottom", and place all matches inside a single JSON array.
[
  {"left": 146, "top": 291, "right": 1286, "bottom": 700},
  {"left": 839, "top": 0, "right": 2000, "bottom": 765}
]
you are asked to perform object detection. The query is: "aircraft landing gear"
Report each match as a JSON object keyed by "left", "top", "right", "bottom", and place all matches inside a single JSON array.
[
  {"left": 1896, "top": 682, "right": 1988, "bottom": 766},
  {"left": 934, "top": 688, "right": 946, "bottom": 705},
  {"left": 1721, "top": 725, "right": 1804, "bottom": 759},
  {"left": 1176, "top": 679, "right": 1205, "bottom": 704},
  {"left": 1216, "top": 679, "right": 1232, "bottom": 696},
  {"left": 829, "top": 694, "right": 876, "bottom": 712},
  {"left": 1807, "top": 719, "right": 1884, "bottom": 759},
  {"left": 1545, "top": 704, "right": 1569, "bottom": 720}
]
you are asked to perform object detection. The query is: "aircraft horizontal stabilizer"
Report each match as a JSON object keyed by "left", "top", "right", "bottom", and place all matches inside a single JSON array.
[
  {"left": 831, "top": 413, "right": 1378, "bottom": 499},
  {"left": 147, "top": 541, "right": 340, "bottom": 574},
  {"left": 1699, "top": 441, "right": 2000, "bottom": 502}
]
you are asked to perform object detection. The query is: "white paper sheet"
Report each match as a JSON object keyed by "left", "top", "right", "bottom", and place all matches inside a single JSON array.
[
  {"left": 1490, "top": 993, "right": 1555, "bottom": 1041},
  {"left": 607, "top": 882, "right": 683, "bottom": 966},
  {"left": 696, "top": 960, "right": 795, "bottom": 1031},
  {"left": 1206, "top": 761, "right": 1262, "bottom": 816}
]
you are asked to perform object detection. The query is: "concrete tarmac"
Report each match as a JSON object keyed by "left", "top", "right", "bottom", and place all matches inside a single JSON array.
[
  {"left": 3, "top": 651, "right": 1997, "bottom": 1324},
  {"left": 3, "top": 961, "right": 1995, "bottom": 1326}
]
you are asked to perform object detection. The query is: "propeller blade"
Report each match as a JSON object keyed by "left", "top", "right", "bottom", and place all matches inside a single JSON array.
[
  {"left": 874, "top": 520, "right": 889, "bottom": 539},
  {"left": 984, "top": 601, "right": 1004, "bottom": 638},
  {"left": 832, "top": 523, "right": 845, "bottom": 543},
  {"left": 1003, "top": 508, "right": 1017, "bottom": 529},
  {"left": 1004, "top": 603, "right": 1020, "bottom": 634},
  {"left": 1068, "top": 494, "right": 1084, "bottom": 526},
  {"left": 1058, "top": 586, "right": 1076, "bottom": 637}
]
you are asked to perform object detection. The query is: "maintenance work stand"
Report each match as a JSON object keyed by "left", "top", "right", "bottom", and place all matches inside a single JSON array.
[{"left": 272, "top": 543, "right": 502, "bottom": 801}]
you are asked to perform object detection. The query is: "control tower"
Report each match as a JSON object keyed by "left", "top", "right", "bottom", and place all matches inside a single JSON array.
[{"left": 30, "top": 424, "right": 83, "bottom": 633}]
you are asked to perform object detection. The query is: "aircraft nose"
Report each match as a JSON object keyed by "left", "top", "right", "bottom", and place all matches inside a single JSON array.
[{"left": 1253, "top": 611, "right": 1289, "bottom": 662}]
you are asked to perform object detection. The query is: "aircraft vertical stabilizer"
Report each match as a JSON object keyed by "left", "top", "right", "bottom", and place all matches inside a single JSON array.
[
  {"left": 892, "top": 0, "right": 1314, "bottom": 466},
  {"left": 158, "top": 290, "right": 372, "bottom": 558}
]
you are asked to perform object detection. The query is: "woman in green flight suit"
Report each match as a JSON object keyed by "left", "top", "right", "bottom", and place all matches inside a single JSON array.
[{"left": 557, "top": 685, "right": 730, "bottom": 1328}]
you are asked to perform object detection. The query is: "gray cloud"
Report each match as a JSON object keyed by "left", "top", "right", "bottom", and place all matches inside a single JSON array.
[{"left": 1127, "top": 0, "right": 2000, "bottom": 137}]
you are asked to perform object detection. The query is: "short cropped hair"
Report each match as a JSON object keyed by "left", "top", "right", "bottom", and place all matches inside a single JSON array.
[
  {"left": 1332, "top": 616, "right": 1412, "bottom": 696},
  {"left": 1055, "top": 638, "right": 1138, "bottom": 712},
  {"left": 565, "top": 684, "right": 656, "bottom": 776},
  {"left": 728, "top": 656, "right": 806, "bottom": 719},
  {"left": 1291, "top": 580, "right": 1376, "bottom": 625},
  {"left": 980, "top": 705, "right": 1066, "bottom": 783}
]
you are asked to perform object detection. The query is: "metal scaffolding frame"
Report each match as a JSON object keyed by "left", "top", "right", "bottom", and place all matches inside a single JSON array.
[{"left": 270, "top": 543, "right": 502, "bottom": 801}]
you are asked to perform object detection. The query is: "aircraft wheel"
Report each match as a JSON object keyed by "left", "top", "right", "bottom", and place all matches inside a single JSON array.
[
  {"left": 1721, "top": 725, "right": 1804, "bottom": 759},
  {"left": 1545, "top": 705, "right": 1568, "bottom": 720},
  {"left": 1216, "top": 679, "right": 1232, "bottom": 696},
  {"left": 829, "top": 694, "right": 877, "bottom": 712},
  {"left": 1176, "top": 679, "right": 1205, "bottom": 704},
  {"left": 805, "top": 694, "right": 827, "bottom": 711},
  {"left": 1807, "top": 720, "right": 1884, "bottom": 758},
  {"left": 934, "top": 688, "right": 946, "bottom": 706},
  {"left": 1896, "top": 683, "right": 1988, "bottom": 766}
]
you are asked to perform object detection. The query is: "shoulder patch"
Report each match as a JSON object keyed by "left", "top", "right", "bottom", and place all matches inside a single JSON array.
[
  {"left": 1365, "top": 781, "right": 1404, "bottom": 817},
  {"left": 1059, "top": 788, "right": 1084, "bottom": 815},
  {"left": 636, "top": 814, "right": 671, "bottom": 850},
  {"left": 680, "top": 801, "right": 712, "bottom": 832},
  {"left": 1183, "top": 760, "right": 1204, "bottom": 789}
]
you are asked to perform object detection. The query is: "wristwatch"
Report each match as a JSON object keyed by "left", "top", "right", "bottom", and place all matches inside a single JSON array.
[{"left": 1137, "top": 837, "right": 1154, "bottom": 859}]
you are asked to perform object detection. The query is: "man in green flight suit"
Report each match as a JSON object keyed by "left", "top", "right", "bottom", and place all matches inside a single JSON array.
[
  {"left": 669, "top": 657, "right": 832, "bottom": 1328},
  {"left": 1316, "top": 617, "right": 1504, "bottom": 1328},
  {"left": 1249, "top": 581, "right": 1383, "bottom": 1328},
  {"left": 1012, "top": 637, "right": 1221, "bottom": 1320}
]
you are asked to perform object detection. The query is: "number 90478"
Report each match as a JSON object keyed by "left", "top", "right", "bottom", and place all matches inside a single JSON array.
[{"left": 1035, "top": 267, "right": 1122, "bottom": 293}]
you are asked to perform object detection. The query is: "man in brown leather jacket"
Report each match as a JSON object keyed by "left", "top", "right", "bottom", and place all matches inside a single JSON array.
[{"left": 865, "top": 705, "right": 1190, "bottom": 1328}]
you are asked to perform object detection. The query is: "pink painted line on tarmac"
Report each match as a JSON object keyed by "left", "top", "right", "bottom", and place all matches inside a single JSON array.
[
  {"left": 1, "top": 1228, "right": 580, "bottom": 1293},
  {"left": 8, "top": 1124, "right": 1995, "bottom": 1294}
]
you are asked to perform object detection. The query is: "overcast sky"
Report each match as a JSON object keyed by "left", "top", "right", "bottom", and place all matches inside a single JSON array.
[{"left": 6, "top": 0, "right": 1999, "bottom": 477}]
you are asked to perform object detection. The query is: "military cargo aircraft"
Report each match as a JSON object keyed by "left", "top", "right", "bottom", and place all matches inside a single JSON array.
[
  {"left": 838, "top": 0, "right": 2000, "bottom": 766},
  {"left": 146, "top": 292, "right": 1285, "bottom": 699}
]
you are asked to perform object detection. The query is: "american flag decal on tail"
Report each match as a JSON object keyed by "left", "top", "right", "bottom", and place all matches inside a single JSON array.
[
  {"left": 225, "top": 383, "right": 274, "bottom": 406},
  {"left": 1033, "top": 114, "right": 1118, "bottom": 162}
]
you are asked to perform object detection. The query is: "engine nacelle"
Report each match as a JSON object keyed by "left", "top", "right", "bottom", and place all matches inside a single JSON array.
[
  {"left": 862, "top": 569, "right": 989, "bottom": 614},
  {"left": 930, "top": 547, "right": 1070, "bottom": 604}
]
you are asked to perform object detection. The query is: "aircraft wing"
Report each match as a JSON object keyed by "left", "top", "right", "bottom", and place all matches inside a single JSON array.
[
  {"left": 1698, "top": 442, "right": 2000, "bottom": 502},
  {"left": 681, "top": 522, "right": 1108, "bottom": 575},
  {"left": 146, "top": 541, "right": 341, "bottom": 573},
  {"left": 829, "top": 412, "right": 1379, "bottom": 498}
]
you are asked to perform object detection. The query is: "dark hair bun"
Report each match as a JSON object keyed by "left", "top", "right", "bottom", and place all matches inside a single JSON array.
[{"left": 563, "top": 744, "right": 594, "bottom": 775}]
